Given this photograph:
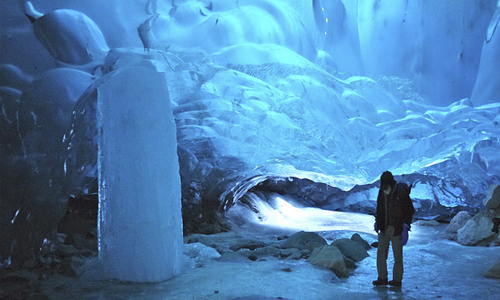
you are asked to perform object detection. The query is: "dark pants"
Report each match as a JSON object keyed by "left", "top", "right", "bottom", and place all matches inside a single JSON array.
[{"left": 377, "top": 225, "right": 403, "bottom": 281}]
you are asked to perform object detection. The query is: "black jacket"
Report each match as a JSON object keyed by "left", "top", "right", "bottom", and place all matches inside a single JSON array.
[{"left": 376, "top": 182, "right": 415, "bottom": 236}]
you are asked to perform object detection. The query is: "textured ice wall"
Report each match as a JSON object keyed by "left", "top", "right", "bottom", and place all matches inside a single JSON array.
[
  {"left": 354, "top": 0, "right": 497, "bottom": 105},
  {"left": 2, "top": 0, "right": 500, "bottom": 267},
  {"left": 471, "top": 3, "right": 500, "bottom": 106},
  {"left": 97, "top": 56, "right": 183, "bottom": 282}
]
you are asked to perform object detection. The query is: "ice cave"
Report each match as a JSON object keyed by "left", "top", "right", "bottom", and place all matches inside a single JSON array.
[{"left": 1, "top": 0, "right": 500, "bottom": 299}]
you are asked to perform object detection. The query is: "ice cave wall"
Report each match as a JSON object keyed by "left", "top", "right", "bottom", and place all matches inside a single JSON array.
[{"left": 1, "top": 0, "right": 500, "bottom": 267}]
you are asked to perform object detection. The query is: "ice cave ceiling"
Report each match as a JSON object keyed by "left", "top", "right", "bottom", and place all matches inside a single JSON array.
[{"left": 1, "top": 0, "right": 500, "bottom": 265}]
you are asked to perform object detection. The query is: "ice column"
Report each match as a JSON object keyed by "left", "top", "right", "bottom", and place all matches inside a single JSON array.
[{"left": 97, "top": 60, "right": 183, "bottom": 282}]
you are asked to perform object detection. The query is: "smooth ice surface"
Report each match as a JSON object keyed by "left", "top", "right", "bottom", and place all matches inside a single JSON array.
[{"left": 97, "top": 58, "right": 183, "bottom": 282}]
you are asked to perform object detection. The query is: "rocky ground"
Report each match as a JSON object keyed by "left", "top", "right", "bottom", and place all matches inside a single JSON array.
[
  {"left": 2, "top": 190, "right": 500, "bottom": 300},
  {"left": 1, "top": 218, "right": 500, "bottom": 300}
]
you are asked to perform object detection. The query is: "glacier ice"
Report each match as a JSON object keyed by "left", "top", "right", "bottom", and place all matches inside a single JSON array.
[
  {"left": 471, "top": 3, "right": 500, "bottom": 106},
  {"left": 25, "top": 1, "right": 109, "bottom": 65},
  {"left": 1, "top": 0, "right": 500, "bottom": 270},
  {"left": 97, "top": 53, "right": 183, "bottom": 282},
  {"left": 356, "top": 0, "right": 496, "bottom": 105}
]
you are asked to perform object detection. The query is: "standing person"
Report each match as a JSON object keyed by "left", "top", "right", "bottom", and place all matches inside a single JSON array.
[{"left": 373, "top": 171, "right": 415, "bottom": 287}]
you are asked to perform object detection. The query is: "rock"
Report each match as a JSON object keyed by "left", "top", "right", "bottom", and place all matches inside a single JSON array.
[
  {"left": 72, "top": 234, "right": 97, "bottom": 252},
  {"left": 491, "top": 235, "right": 500, "bottom": 246},
  {"left": 483, "top": 184, "right": 500, "bottom": 209},
  {"left": 414, "top": 220, "right": 440, "bottom": 226},
  {"left": 331, "top": 238, "right": 369, "bottom": 262},
  {"left": 457, "top": 211, "right": 496, "bottom": 246},
  {"left": 307, "top": 245, "right": 348, "bottom": 278},
  {"left": 252, "top": 246, "right": 280, "bottom": 257},
  {"left": 57, "top": 194, "right": 98, "bottom": 237},
  {"left": 228, "top": 238, "right": 266, "bottom": 251},
  {"left": 492, "top": 207, "right": 500, "bottom": 217},
  {"left": 300, "top": 249, "right": 312, "bottom": 258},
  {"left": 248, "top": 254, "right": 258, "bottom": 261},
  {"left": 288, "top": 251, "right": 303, "bottom": 260},
  {"left": 351, "top": 233, "right": 371, "bottom": 250},
  {"left": 484, "top": 257, "right": 500, "bottom": 279},
  {"left": 55, "top": 244, "right": 79, "bottom": 258},
  {"left": 343, "top": 255, "right": 357, "bottom": 269},
  {"left": 0, "top": 270, "right": 38, "bottom": 283},
  {"left": 446, "top": 211, "right": 473, "bottom": 240},
  {"left": 79, "top": 249, "right": 96, "bottom": 257},
  {"left": 279, "top": 248, "right": 299, "bottom": 258},
  {"left": 493, "top": 217, "right": 500, "bottom": 234},
  {"left": 477, "top": 233, "right": 500, "bottom": 247},
  {"left": 283, "top": 231, "right": 327, "bottom": 250},
  {"left": 60, "top": 256, "right": 86, "bottom": 277}
]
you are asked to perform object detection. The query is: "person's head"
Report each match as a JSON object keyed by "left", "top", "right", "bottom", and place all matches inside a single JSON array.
[{"left": 380, "top": 171, "right": 395, "bottom": 195}]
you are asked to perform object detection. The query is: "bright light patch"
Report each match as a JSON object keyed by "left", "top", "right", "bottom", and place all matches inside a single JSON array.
[
  {"left": 424, "top": 158, "right": 447, "bottom": 167},
  {"left": 239, "top": 193, "right": 374, "bottom": 233}
]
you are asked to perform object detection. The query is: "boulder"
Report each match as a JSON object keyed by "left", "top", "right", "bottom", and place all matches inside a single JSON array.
[
  {"left": 457, "top": 211, "right": 496, "bottom": 246},
  {"left": 307, "top": 245, "right": 348, "bottom": 278},
  {"left": 57, "top": 194, "right": 98, "bottom": 237},
  {"left": 484, "top": 257, "right": 500, "bottom": 279},
  {"left": 71, "top": 234, "right": 97, "bottom": 252},
  {"left": 55, "top": 244, "right": 79, "bottom": 258},
  {"left": 287, "top": 251, "right": 304, "bottom": 260},
  {"left": 414, "top": 220, "right": 440, "bottom": 226},
  {"left": 278, "top": 248, "right": 299, "bottom": 258},
  {"left": 331, "top": 238, "right": 369, "bottom": 262},
  {"left": 60, "top": 256, "right": 86, "bottom": 277},
  {"left": 252, "top": 246, "right": 281, "bottom": 257},
  {"left": 283, "top": 231, "right": 327, "bottom": 250},
  {"left": 445, "top": 211, "right": 473, "bottom": 240},
  {"left": 228, "top": 239, "right": 266, "bottom": 251},
  {"left": 483, "top": 184, "right": 500, "bottom": 209},
  {"left": 491, "top": 235, "right": 500, "bottom": 246},
  {"left": 343, "top": 255, "right": 357, "bottom": 269},
  {"left": 351, "top": 233, "right": 371, "bottom": 250}
]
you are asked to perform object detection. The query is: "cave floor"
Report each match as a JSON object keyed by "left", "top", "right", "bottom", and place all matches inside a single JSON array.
[{"left": 39, "top": 220, "right": 500, "bottom": 300}]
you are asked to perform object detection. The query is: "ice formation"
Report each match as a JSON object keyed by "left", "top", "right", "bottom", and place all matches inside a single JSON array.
[
  {"left": 97, "top": 53, "right": 183, "bottom": 282},
  {"left": 471, "top": 0, "right": 500, "bottom": 106},
  {"left": 1, "top": 0, "right": 500, "bottom": 276}
]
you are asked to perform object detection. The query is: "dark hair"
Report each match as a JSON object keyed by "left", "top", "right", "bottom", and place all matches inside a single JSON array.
[{"left": 380, "top": 171, "right": 395, "bottom": 189}]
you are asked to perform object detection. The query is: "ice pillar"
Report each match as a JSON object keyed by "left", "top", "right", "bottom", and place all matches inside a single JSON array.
[{"left": 97, "top": 60, "right": 183, "bottom": 282}]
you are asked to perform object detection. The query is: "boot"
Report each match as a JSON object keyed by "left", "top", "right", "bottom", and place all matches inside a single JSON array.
[
  {"left": 389, "top": 280, "right": 402, "bottom": 287},
  {"left": 372, "top": 278, "right": 388, "bottom": 286}
]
